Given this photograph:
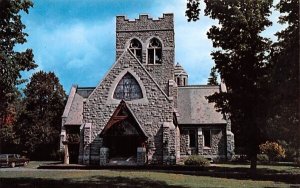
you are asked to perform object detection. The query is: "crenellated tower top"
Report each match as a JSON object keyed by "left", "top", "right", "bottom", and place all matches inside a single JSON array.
[{"left": 116, "top": 13, "right": 174, "bottom": 32}]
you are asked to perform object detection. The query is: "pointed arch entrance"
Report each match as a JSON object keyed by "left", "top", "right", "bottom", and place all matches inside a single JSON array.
[{"left": 100, "top": 100, "right": 148, "bottom": 159}]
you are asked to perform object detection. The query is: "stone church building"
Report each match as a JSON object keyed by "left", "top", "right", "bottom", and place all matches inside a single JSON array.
[{"left": 60, "top": 14, "right": 234, "bottom": 165}]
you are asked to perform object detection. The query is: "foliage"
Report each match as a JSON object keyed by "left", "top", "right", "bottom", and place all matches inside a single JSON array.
[
  {"left": 18, "top": 71, "right": 66, "bottom": 159},
  {"left": 207, "top": 66, "right": 219, "bottom": 85},
  {"left": 266, "top": 0, "right": 299, "bottom": 158},
  {"left": 257, "top": 154, "right": 269, "bottom": 163},
  {"left": 184, "top": 155, "right": 210, "bottom": 167},
  {"left": 186, "top": 0, "right": 201, "bottom": 22},
  {"left": 202, "top": 0, "right": 272, "bottom": 170},
  {"left": 259, "top": 141, "right": 286, "bottom": 161},
  {"left": 0, "top": 0, "right": 37, "bottom": 128},
  {"left": 186, "top": 0, "right": 299, "bottom": 169},
  {"left": 0, "top": 91, "right": 24, "bottom": 153}
]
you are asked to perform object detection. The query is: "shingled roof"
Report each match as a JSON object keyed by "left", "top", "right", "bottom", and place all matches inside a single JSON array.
[
  {"left": 177, "top": 85, "right": 226, "bottom": 125},
  {"left": 63, "top": 86, "right": 95, "bottom": 125}
]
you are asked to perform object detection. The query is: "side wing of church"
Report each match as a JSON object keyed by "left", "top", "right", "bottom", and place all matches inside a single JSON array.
[{"left": 60, "top": 14, "right": 235, "bottom": 165}]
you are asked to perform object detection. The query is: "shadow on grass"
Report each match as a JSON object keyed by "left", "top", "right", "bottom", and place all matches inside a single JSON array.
[
  {"left": 164, "top": 165, "right": 300, "bottom": 184},
  {"left": 0, "top": 176, "right": 186, "bottom": 188}
]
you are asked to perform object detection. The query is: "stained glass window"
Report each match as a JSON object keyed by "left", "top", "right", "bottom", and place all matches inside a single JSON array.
[
  {"left": 129, "top": 39, "right": 142, "bottom": 63},
  {"left": 113, "top": 73, "right": 143, "bottom": 100},
  {"left": 147, "top": 38, "right": 162, "bottom": 64}
]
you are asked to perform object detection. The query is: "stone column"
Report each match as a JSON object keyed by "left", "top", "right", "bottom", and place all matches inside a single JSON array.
[
  {"left": 162, "top": 123, "right": 170, "bottom": 165},
  {"left": 226, "top": 131, "right": 235, "bottom": 160},
  {"left": 137, "top": 147, "right": 146, "bottom": 165},
  {"left": 100, "top": 147, "right": 109, "bottom": 166},
  {"left": 83, "top": 123, "right": 92, "bottom": 165},
  {"left": 64, "top": 144, "right": 69, "bottom": 164},
  {"left": 225, "top": 115, "right": 235, "bottom": 160},
  {"left": 197, "top": 128, "right": 204, "bottom": 155}
]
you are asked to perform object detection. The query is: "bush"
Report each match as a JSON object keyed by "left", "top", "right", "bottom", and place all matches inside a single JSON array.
[
  {"left": 184, "top": 155, "right": 210, "bottom": 167},
  {"left": 259, "top": 141, "right": 285, "bottom": 161},
  {"left": 257, "top": 154, "right": 269, "bottom": 163}
]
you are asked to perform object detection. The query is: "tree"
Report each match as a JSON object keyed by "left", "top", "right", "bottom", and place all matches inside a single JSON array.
[
  {"left": 207, "top": 66, "right": 219, "bottom": 85},
  {"left": 187, "top": 0, "right": 273, "bottom": 171},
  {"left": 267, "top": 0, "right": 299, "bottom": 159},
  {"left": 0, "top": 91, "right": 24, "bottom": 153},
  {"left": 19, "top": 71, "right": 66, "bottom": 159},
  {"left": 0, "top": 0, "right": 37, "bottom": 152},
  {"left": 186, "top": 0, "right": 201, "bottom": 22}
]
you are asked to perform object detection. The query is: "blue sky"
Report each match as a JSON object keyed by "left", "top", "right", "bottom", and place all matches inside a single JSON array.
[{"left": 18, "top": 0, "right": 284, "bottom": 93}]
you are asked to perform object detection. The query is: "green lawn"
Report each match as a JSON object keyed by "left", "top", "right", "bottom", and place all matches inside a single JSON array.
[
  {"left": 0, "top": 161, "right": 299, "bottom": 188},
  {"left": 217, "top": 163, "right": 300, "bottom": 174}
]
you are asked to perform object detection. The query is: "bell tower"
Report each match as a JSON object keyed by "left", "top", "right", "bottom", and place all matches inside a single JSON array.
[{"left": 115, "top": 13, "right": 175, "bottom": 94}]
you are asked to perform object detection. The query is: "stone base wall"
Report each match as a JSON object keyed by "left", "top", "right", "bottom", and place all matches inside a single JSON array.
[
  {"left": 180, "top": 125, "right": 227, "bottom": 160},
  {"left": 137, "top": 147, "right": 146, "bottom": 165},
  {"left": 100, "top": 147, "right": 109, "bottom": 165}
]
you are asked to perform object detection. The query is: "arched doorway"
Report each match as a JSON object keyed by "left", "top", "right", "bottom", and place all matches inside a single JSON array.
[
  {"left": 100, "top": 100, "right": 147, "bottom": 162},
  {"left": 103, "top": 120, "right": 144, "bottom": 158}
]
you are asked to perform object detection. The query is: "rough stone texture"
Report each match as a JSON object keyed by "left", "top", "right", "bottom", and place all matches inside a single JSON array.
[
  {"left": 137, "top": 147, "right": 146, "bottom": 165},
  {"left": 227, "top": 131, "right": 235, "bottom": 160},
  {"left": 81, "top": 14, "right": 176, "bottom": 165},
  {"left": 83, "top": 50, "right": 174, "bottom": 164},
  {"left": 180, "top": 129, "right": 189, "bottom": 155},
  {"left": 180, "top": 126, "right": 227, "bottom": 160},
  {"left": 116, "top": 14, "right": 174, "bottom": 96},
  {"left": 60, "top": 13, "right": 235, "bottom": 165},
  {"left": 116, "top": 14, "right": 174, "bottom": 32},
  {"left": 100, "top": 147, "right": 109, "bottom": 165}
]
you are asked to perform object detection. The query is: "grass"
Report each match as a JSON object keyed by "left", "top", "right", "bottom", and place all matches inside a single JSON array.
[
  {"left": 0, "top": 161, "right": 299, "bottom": 188},
  {"left": 218, "top": 163, "right": 300, "bottom": 174}
]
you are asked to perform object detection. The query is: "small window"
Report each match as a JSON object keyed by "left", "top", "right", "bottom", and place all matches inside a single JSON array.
[
  {"left": 189, "top": 130, "right": 196, "bottom": 147},
  {"left": 129, "top": 39, "right": 142, "bottom": 63},
  {"left": 203, "top": 129, "right": 211, "bottom": 147},
  {"left": 113, "top": 73, "right": 143, "bottom": 101},
  {"left": 147, "top": 38, "right": 162, "bottom": 64},
  {"left": 183, "top": 78, "right": 186, "bottom": 86}
]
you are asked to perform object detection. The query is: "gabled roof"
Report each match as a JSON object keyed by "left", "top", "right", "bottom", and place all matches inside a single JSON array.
[
  {"left": 100, "top": 100, "right": 148, "bottom": 138},
  {"left": 87, "top": 48, "right": 172, "bottom": 103},
  {"left": 177, "top": 85, "right": 226, "bottom": 125},
  {"left": 63, "top": 86, "right": 94, "bottom": 125}
]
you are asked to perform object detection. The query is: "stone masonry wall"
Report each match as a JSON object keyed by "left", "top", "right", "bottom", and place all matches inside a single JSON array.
[
  {"left": 83, "top": 50, "right": 174, "bottom": 164},
  {"left": 180, "top": 126, "right": 227, "bottom": 160},
  {"left": 116, "top": 14, "right": 174, "bottom": 96}
]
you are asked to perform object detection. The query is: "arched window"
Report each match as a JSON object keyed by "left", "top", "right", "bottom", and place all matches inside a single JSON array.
[
  {"left": 113, "top": 73, "right": 143, "bottom": 101},
  {"left": 176, "top": 77, "right": 180, "bottom": 86},
  {"left": 147, "top": 38, "right": 162, "bottom": 64},
  {"left": 129, "top": 39, "right": 142, "bottom": 63}
]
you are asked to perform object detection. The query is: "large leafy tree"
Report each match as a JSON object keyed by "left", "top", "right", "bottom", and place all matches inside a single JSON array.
[
  {"left": 0, "top": 0, "right": 37, "bottom": 152},
  {"left": 267, "top": 0, "right": 299, "bottom": 158},
  {"left": 18, "top": 71, "right": 66, "bottom": 159},
  {"left": 187, "top": 0, "right": 273, "bottom": 170}
]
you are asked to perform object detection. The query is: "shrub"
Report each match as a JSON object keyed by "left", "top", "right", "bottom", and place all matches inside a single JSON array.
[
  {"left": 259, "top": 141, "right": 285, "bottom": 161},
  {"left": 184, "top": 155, "right": 210, "bottom": 167},
  {"left": 257, "top": 154, "right": 269, "bottom": 163}
]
